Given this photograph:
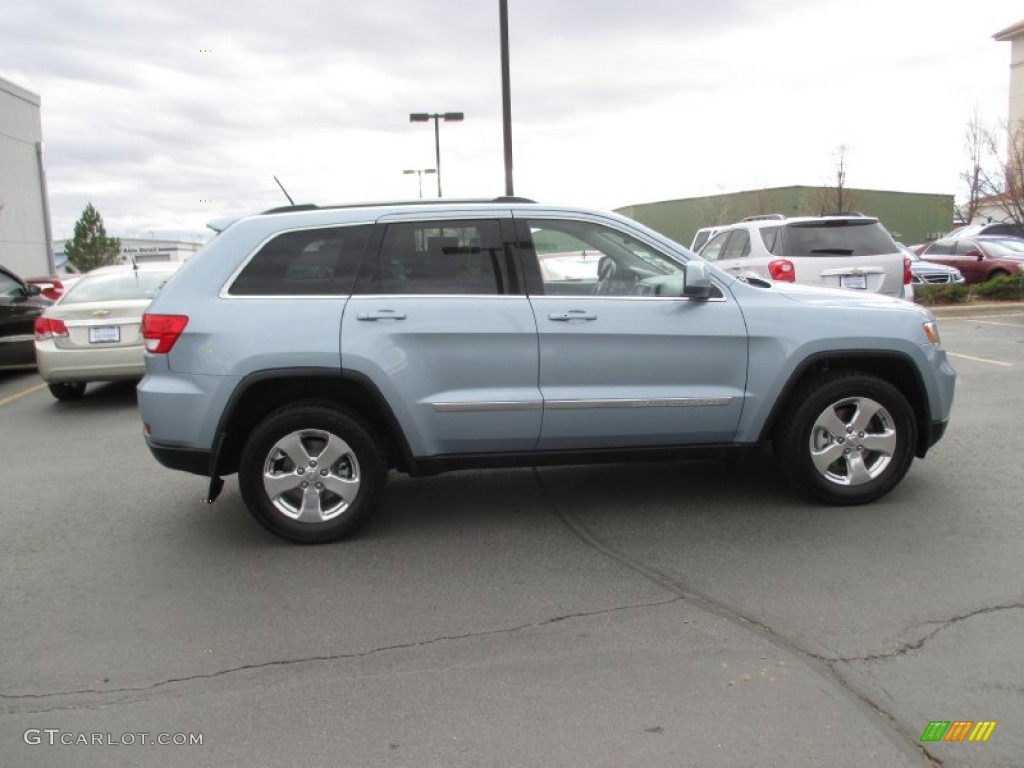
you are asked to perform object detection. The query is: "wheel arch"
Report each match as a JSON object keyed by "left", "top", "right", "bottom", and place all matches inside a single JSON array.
[
  {"left": 758, "top": 351, "right": 932, "bottom": 457},
  {"left": 212, "top": 368, "right": 413, "bottom": 476}
]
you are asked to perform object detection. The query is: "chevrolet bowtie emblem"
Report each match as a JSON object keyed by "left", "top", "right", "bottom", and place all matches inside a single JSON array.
[{"left": 93, "top": 310, "right": 110, "bottom": 318}]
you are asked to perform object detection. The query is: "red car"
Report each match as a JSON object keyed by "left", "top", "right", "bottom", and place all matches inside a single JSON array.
[
  {"left": 916, "top": 237, "right": 1024, "bottom": 284},
  {"left": 26, "top": 274, "right": 80, "bottom": 301}
]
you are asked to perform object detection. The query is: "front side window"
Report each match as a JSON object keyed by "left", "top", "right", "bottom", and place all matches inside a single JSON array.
[
  {"left": 526, "top": 219, "right": 685, "bottom": 297},
  {"left": 0, "top": 273, "right": 22, "bottom": 297},
  {"left": 366, "top": 220, "right": 505, "bottom": 295},
  {"left": 953, "top": 240, "right": 981, "bottom": 256},
  {"left": 699, "top": 231, "right": 731, "bottom": 263},
  {"left": 230, "top": 225, "right": 371, "bottom": 296},
  {"left": 721, "top": 230, "right": 751, "bottom": 259}
]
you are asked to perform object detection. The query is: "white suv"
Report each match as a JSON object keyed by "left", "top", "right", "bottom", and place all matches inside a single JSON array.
[{"left": 698, "top": 215, "right": 912, "bottom": 299}]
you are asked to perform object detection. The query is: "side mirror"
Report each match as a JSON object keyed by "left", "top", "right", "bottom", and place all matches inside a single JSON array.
[
  {"left": 965, "top": 249, "right": 983, "bottom": 260},
  {"left": 682, "top": 260, "right": 712, "bottom": 299}
]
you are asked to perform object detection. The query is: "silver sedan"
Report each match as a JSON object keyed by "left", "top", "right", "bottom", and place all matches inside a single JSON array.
[{"left": 34, "top": 262, "right": 183, "bottom": 400}]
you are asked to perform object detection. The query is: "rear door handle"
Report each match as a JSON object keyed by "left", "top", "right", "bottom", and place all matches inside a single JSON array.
[
  {"left": 356, "top": 309, "right": 407, "bottom": 321},
  {"left": 548, "top": 310, "right": 598, "bottom": 322}
]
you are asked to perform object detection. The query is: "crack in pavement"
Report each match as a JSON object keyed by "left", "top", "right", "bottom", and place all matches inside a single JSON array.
[
  {"left": 0, "top": 596, "right": 684, "bottom": 711},
  {"left": 833, "top": 602, "right": 1024, "bottom": 664},
  {"left": 531, "top": 467, "right": 944, "bottom": 768}
]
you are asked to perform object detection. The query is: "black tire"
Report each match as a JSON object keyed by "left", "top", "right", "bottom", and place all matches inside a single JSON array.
[
  {"left": 774, "top": 371, "right": 917, "bottom": 505},
  {"left": 987, "top": 270, "right": 1010, "bottom": 281},
  {"left": 238, "top": 402, "right": 386, "bottom": 543},
  {"left": 48, "top": 382, "right": 86, "bottom": 401}
]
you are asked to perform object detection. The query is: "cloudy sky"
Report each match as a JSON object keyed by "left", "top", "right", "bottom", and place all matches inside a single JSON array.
[{"left": 2, "top": 0, "right": 1021, "bottom": 241}]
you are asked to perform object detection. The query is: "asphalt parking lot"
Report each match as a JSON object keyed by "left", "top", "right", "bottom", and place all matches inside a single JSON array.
[{"left": 1, "top": 308, "right": 1022, "bottom": 768}]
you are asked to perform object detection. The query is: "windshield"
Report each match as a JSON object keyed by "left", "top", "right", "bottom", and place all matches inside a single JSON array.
[
  {"left": 780, "top": 220, "right": 897, "bottom": 257},
  {"left": 60, "top": 270, "right": 178, "bottom": 304},
  {"left": 982, "top": 240, "right": 1024, "bottom": 257}
]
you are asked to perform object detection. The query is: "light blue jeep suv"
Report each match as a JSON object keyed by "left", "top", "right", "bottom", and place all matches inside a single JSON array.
[{"left": 138, "top": 200, "right": 955, "bottom": 543}]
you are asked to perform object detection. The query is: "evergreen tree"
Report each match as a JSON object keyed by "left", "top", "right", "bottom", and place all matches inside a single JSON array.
[{"left": 64, "top": 203, "right": 121, "bottom": 272}]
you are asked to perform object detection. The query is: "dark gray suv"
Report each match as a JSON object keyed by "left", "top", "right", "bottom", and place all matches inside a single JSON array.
[{"left": 138, "top": 200, "right": 955, "bottom": 543}]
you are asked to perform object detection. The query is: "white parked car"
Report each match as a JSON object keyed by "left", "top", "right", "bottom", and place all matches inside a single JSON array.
[
  {"left": 34, "top": 262, "right": 182, "bottom": 400},
  {"left": 698, "top": 215, "right": 912, "bottom": 300}
]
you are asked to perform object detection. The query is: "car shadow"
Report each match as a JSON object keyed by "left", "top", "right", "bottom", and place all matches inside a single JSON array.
[{"left": 49, "top": 380, "right": 141, "bottom": 411}]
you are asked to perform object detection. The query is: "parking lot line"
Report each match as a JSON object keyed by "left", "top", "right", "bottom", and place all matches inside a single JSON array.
[
  {"left": 943, "top": 316, "right": 1024, "bottom": 327},
  {"left": 0, "top": 382, "right": 47, "bottom": 407},
  {"left": 947, "top": 352, "right": 1013, "bottom": 367},
  {"left": 937, "top": 313, "right": 1024, "bottom": 325}
]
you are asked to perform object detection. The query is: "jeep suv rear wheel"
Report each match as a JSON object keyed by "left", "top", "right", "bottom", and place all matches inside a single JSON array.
[
  {"left": 239, "top": 403, "right": 386, "bottom": 543},
  {"left": 775, "top": 372, "right": 917, "bottom": 505}
]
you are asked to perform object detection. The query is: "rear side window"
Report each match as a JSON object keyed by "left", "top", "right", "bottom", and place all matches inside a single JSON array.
[
  {"left": 229, "top": 225, "right": 371, "bottom": 296},
  {"left": 779, "top": 221, "right": 897, "bottom": 257},
  {"left": 924, "top": 240, "right": 954, "bottom": 256},
  {"left": 361, "top": 219, "right": 506, "bottom": 295},
  {"left": 759, "top": 226, "right": 781, "bottom": 254}
]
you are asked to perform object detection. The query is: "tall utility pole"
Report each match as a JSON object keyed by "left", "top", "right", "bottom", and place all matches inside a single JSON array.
[{"left": 499, "top": 0, "right": 514, "bottom": 196}]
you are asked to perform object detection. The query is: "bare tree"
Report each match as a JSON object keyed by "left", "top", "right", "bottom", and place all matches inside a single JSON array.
[
  {"left": 959, "top": 107, "right": 988, "bottom": 224},
  {"left": 979, "top": 119, "right": 1024, "bottom": 226},
  {"left": 810, "top": 144, "right": 861, "bottom": 215},
  {"left": 750, "top": 186, "right": 782, "bottom": 217}
]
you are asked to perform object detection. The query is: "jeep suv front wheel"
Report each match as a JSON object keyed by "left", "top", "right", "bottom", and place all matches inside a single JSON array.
[
  {"left": 775, "top": 372, "right": 917, "bottom": 505},
  {"left": 239, "top": 403, "right": 386, "bottom": 543}
]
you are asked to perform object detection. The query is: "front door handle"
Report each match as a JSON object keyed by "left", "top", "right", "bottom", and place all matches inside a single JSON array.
[
  {"left": 356, "top": 309, "right": 407, "bottom": 321},
  {"left": 548, "top": 310, "right": 598, "bottom": 322}
]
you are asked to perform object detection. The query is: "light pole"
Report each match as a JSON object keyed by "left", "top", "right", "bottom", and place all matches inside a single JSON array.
[
  {"left": 409, "top": 112, "right": 464, "bottom": 197},
  {"left": 499, "top": 0, "right": 514, "bottom": 196},
  {"left": 402, "top": 168, "right": 436, "bottom": 198}
]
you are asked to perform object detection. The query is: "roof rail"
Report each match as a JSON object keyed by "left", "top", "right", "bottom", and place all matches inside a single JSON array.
[
  {"left": 258, "top": 196, "right": 537, "bottom": 216},
  {"left": 741, "top": 213, "right": 786, "bottom": 221}
]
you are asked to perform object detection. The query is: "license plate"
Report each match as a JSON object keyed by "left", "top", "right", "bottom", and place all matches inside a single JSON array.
[
  {"left": 840, "top": 274, "right": 867, "bottom": 290},
  {"left": 89, "top": 326, "right": 120, "bottom": 343}
]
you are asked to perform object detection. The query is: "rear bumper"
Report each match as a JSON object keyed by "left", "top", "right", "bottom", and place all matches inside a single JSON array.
[
  {"left": 147, "top": 440, "right": 212, "bottom": 477},
  {"left": 36, "top": 341, "right": 144, "bottom": 383}
]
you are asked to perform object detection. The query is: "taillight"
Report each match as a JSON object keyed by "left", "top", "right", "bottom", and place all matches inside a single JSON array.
[
  {"left": 768, "top": 259, "right": 795, "bottom": 282},
  {"left": 903, "top": 256, "right": 912, "bottom": 285},
  {"left": 34, "top": 317, "right": 69, "bottom": 341},
  {"left": 142, "top": 314, "right": 188, "bottom": 353}
]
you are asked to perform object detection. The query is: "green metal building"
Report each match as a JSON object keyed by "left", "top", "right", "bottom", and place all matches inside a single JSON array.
[{"left": 615, "top": 186, "right": 954, "bottom": 249}]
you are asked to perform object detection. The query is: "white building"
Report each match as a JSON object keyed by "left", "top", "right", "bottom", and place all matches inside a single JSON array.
[
  {"left": 994, "top": 19, "right": 1024, "bottom": 131},
  {"left": 0, "top": 76, "right": 53, "bottom": 276},
  {"left": 54, "top": 237, "right": 204, "bottom": 269}
]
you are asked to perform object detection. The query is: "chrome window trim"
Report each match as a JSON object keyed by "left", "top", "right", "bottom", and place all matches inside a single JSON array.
[
  {"left": 351, "top": 294, "right": 525, "bottom": 300},
  {"left": 528, "top": 293, "right": 728, "bottom": 303}
]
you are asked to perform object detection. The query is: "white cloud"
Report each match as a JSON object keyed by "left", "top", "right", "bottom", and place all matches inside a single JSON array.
[{"left": 2, "top": 0, "right": 1020, "bottom": 239}]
